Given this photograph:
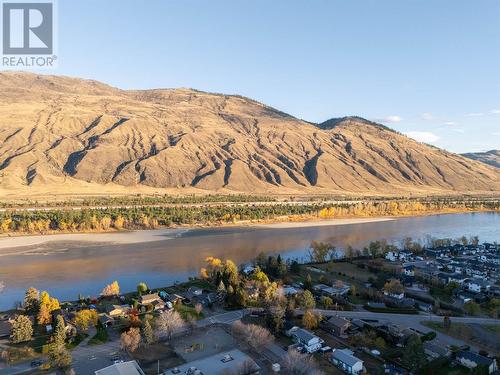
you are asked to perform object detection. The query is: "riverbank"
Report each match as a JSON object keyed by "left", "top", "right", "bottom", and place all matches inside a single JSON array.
[
  {"left": 1, "top": 208, "right": 499, "bottom": 250},
  {"left": 0, "top": 217, "right": 392, "bottom": 250}
]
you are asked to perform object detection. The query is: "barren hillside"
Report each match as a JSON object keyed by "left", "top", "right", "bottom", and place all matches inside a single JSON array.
[
  {"left": 461, "top": 150, "right": 500, "bottom": 169},
  {"left": 0, "top": 72, "right": 498, "bottom": 197}
]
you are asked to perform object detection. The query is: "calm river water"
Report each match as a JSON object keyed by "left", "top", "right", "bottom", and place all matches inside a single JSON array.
[{"left": 0, "top": 212, "right": 498, "bottom": 310}]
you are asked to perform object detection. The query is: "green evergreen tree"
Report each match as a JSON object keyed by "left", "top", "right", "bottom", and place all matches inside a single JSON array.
[
  {"left": 53, "top": 315, "right": 66, "bottom": 347},
  {"left": 142, "top": 319, "right": 155, "bottom": 345},
  {"left": 10, "top": 315, "right": 33, "bottom": 343}
]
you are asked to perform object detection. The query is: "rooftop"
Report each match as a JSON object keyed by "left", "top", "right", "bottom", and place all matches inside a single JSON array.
[
  {"left": 326, "top": 316, "right": 350, "bottom": 328},
  {"left": 457, "top": 351, "right": 495, "bottom": 366},
  {"left": 331, "top": 349, "right": 363, "bottom": 367},
  {"left": 292, "top": 328, "right": 318, "bottom": 343},
  {"left": 95, "top": 360, "right": 145, "bottom": 375}
]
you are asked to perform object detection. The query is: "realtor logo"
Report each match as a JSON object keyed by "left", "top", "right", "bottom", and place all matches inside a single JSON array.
[
  {"left": 1, "top": 1, "right": 57, "bottom": 67},
  {"left": 2, "top": 2, "right": 53, "bottom": 54}
]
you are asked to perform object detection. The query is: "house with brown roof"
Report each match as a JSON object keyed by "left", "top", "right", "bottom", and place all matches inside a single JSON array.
[{"left": 323, "top": 316, "right": 351, "bottom": 336}]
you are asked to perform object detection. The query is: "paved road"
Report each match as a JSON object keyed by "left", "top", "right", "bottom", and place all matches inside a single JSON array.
[
  {"left": 71, "top": 339, "right": 123, "bottom": 375},
  {"left": 309, "top": 309, "right": 499, "bottom": 350},
  {"left": 310, "top": 310, "right": 500, "bottom": 325},
  {"left": 0, "top": 362, "right": 33, "bottom": 375}
]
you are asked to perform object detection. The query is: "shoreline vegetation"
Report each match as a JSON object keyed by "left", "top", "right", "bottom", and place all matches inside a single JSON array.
[
  {"left": 0, "top": 195, "right": 498, "bottom": 239},
  {"left": 0, "top": 218, "right": 394, "bottom": 250}
]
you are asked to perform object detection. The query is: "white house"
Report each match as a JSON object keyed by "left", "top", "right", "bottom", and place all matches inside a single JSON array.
[
  {"left": 331, "top": 349, "right": 364, "bottom": 374},
  {"left": 385, "top": 251, "right": 398, "bottom": 262},
  {"left": 466, "top": 278, "right": 491, "bottom": 293},
  {"left": 283, "top": 286, "right": 299, "bottom": 296},
  {"left": 402, "top": 265, "right": 415, "bottom": 277},
  {"left": 456, "top": 351, "right": 497, "bottom": 374},
  {"left": 383, "top": 290, "right": 404, "bottom": 300},
  {"left": 291, "top": 328, "right": 324, "bottom": 353}
]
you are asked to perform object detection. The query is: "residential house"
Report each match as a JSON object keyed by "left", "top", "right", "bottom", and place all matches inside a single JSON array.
[
  {"left": 385, "top": 251, "right": 398, "bottom": 262},
  {"left": 192, "top": 292, "right": 219, "bottom": 306},
  {"left": 291, "top": 328, "right": 324, "bottom": 353},
  {"left": 456, "top": 351, "right": 497, "bottom": 374},
  {"left": 383, "top": 290, "right": 404, "bottom": 300},
  {"left": 139, "top": 293, "right": 165, "bottom": 311},
  {"left": 330, "top": 349, "right": 364, "bottom": 374},
  {"left": 314, "top": 283, "right": 350, "bottom": 297},
  {"left": 323, "top": 316, "right": 351, "bottom": 336},
  {"left": 160, "top": 292, "right": 184, "bottom": 306},
  {"left": 423, "top": 341, "right": 451, "bottom": 359},
  {"left": 466, "top": 278, "right": 491, "bottom": 294},
  {"left": 105, "top": 304, "right": 130, "bottom": 318},
  {"left": 186, "top": 287, "right": 203, "bottom": 299},
  {"left": 95, "top": 360, "right": 145, "bottom": 375},
  {"left": 425, "top": 247, "right": 447, "bottom": 258},
  {"left": 245, "top": 285, "right": 260, "bottom": 300},
  {"left": 139, "top": 293, "right": 162, "bottom": 305},
  {"left": 98, "top": 314, "right": 113, "bottom": 327},
  {"left": 242, "top": 265, "right": 256, "bottom": 275},
  {"left": 402, "top": 265, "right": 415, "bottom": 277},
  {"left": 283, "top": 286, "right": 299, "bottom": 296}
]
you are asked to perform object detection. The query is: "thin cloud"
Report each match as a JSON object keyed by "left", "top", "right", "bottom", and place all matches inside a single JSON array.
[
  {"left": 466, "top": 112, "right": 483, "bottom": 117},
  {"left": 405, "top": 131, "right": 440, "bottom": 143},
  {"left": 374, "top": 115, "right": 402, "bottom": 123},
  {"left": 421, "top": 112, "right": 434, "bottom": 120},
  {"left": 490, "top": 109, "right": 500, "bottom": 114},
  {"left": 444, "top": 121, "right": 456, "bottom": 126}
]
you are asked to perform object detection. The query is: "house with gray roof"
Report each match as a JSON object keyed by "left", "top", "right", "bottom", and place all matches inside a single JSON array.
[
  {"left": 330, "top": 349, "right": 363, "bottom": 374},
  {"left": 456, "top": 351, "right": 497, "bottom": 374},
  {"left": 291, "top": 328, "right": 324, "bottom": 353}
]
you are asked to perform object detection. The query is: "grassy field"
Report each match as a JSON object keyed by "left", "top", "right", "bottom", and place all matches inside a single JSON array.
[
  {"left": 422, "top": 321, "right": 500, "bottom": 355},
  {"left": 174, "top": 303, "right": 204, "bottom": 320},
  {"left": 311, "top": 262, "right": 375, "bottom": 283},
  {"left": 429, "top": 286, "right": 454, "bottom": 304},
  {"left": 88, "top": 326, "right": 109, "bottom": 345},
  {"left": 483, "top": 324, "right": 500, "bottom": 334}
]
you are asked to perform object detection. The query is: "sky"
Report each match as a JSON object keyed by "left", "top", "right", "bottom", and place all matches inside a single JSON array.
[{"left": 25, "top": 1, "right": 500, "bottom": 152}]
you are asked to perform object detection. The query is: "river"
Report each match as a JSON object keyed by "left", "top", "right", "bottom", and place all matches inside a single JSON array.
[{"left": 0, "top": 212, "right": 498, "bottom": 310}]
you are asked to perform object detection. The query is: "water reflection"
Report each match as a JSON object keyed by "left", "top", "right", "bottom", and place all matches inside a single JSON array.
[{"left": 0, "top": 212, "right": 498, "bottom": 309}]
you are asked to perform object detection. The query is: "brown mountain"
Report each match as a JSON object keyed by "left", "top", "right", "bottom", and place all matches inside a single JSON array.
[
  {"left": 461, "top": 150, "right": 500, "bottom": 169},
  {"left": 0, "top": 72, "right": 498, "bottom": 197}
]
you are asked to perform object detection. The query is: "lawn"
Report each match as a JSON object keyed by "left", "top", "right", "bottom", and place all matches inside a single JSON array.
[
  {"left": 88, "top": 326, "right": 109, "bottom": 345},
  {"left": 67, "top": 332, "right": 88, "bottom": 349},
  {"left": 308, "top": 262, "right": 374, "bottom": 283},
  {"left": 422, "top": 321, "right": 500, "bottom": 354},
  {"left": 429, "top": 286, "right": 454, "bottom": 304},
  {"left": 483, "top": 324, "right": 500, "bottom": 334},
  {"left": 174, "top": 303, "right": 204, "bottom": 320}
]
